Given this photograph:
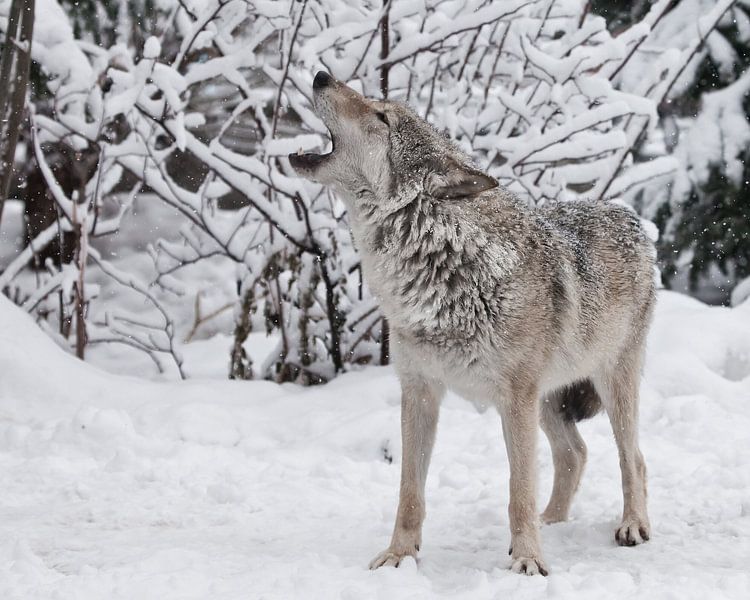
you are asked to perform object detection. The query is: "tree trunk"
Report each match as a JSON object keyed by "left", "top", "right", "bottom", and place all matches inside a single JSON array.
[
  {"left": 229, "top": 284, "right": 256, "bottom": 380},
  {"left": 378, "top": 0, "right": 391, "bottom": 365},
  {"left": 379, "top": 0, "right": 391, "bottom": 99},
  {"left": 73, "top": 201, "right": 87, "bottom": 360},
  {"left": 0, "top": 0, "right": 35, "bottom": 228}
]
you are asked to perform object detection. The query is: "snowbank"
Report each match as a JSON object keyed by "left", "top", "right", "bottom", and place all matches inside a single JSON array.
[{"left": 0, "top": 291, "right": 749, "bottom": 599}]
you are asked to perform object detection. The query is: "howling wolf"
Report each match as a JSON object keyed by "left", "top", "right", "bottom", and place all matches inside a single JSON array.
[{"left": 289, "top": 71, "right": 656, "bottom": 575}]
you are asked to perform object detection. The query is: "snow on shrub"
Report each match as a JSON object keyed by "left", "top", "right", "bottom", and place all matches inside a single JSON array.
[{"left": 0, "top": 0, "right": 735, "bottom": 382}]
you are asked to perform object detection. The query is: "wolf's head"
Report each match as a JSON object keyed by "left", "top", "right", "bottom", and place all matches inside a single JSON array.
[{"left": 289, "top": 72, "right": 497, "bottom": 217}]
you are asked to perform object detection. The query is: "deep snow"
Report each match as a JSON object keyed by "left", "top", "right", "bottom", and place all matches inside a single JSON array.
[{"left": 1, "top": 291, "right": 749, "bottom": 599}]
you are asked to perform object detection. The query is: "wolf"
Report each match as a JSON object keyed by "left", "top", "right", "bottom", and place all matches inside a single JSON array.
[{"left": 289, "top": 71, "right": 656, "bottom": 575}]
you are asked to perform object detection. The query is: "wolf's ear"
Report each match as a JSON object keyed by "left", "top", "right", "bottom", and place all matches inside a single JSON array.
[{"left": 426, "top": 159, "right": 498, "bottom": 199}]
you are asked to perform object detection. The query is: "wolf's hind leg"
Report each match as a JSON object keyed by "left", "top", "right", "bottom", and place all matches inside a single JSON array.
[
  {"left": 539, "top": 383, "right": 595, "bottom": 524},
  {"left": 369, "top": 374, "right": 443, "bottom": 569},
  {"left": 594, "top": 356, "right": 650, "bottom": 546}
]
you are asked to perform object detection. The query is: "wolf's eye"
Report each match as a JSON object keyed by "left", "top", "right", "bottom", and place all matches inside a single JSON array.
[{"left": 375, "top": 111, "right": 388, "bottom": 125}]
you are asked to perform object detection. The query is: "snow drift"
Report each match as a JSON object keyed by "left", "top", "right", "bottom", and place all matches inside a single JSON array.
[{"left": 1, "top": 291, "right": 749, "bottom": 599}]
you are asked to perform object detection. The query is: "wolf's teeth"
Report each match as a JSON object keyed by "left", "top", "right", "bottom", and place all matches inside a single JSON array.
[{"left": 297, "top": 147, "right": 304, "bottom": 156}]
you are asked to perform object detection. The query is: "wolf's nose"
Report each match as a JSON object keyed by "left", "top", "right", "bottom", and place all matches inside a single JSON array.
[{"left": 313, "top": 71, "right": 333, "bottom": 89}]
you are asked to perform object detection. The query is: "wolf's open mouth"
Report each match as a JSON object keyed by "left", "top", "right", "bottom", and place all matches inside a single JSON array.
[{"left": 288, "top": 128, "right": 335, "bottom": 171}]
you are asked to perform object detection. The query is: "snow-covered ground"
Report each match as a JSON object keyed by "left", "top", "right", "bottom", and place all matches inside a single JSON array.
[{"left": 1, "top": 290, "right": 749, "bottom": 599}]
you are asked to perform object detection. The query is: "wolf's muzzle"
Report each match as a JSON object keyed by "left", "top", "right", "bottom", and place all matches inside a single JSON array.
[{"left": 313, "top": 71, "right": 333, "bottom": 90}]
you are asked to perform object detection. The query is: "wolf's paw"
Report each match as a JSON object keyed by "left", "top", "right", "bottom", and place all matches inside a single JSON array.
[
  {"left": 540, "top": 509, "right": 567, "bottom": 525},
  {"left": 511, "top": 556, "right": 549, "bottom": 576},
  {"left": 615, "top": 518, "right": 650, "bottom": 546},
  {"left": 368, "top": 545, "right": 419, "bottom": 570}
]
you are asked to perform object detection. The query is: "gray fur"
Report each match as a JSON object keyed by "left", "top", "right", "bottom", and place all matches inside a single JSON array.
[{"left": 289, "top": 73, "right": 656, "bottom": 575}]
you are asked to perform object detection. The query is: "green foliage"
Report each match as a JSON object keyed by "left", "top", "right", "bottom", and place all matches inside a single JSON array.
[
  {"left": 657, "top": 159, "right": 750, "bottom": 291},
  {"left": 590, "top": 0, "right": 657, "bottom": 31},
  {"left": 59, "top": 0, "right": 118, "bottom": 45},
  {"left": 595, "top": 1, "right": 750, "bottom": 298},
  {"left": 659, "top": 5, "right": 750, "bottom": 297},
  {"left": 678, "top": 6, "right": 750, "bottom": 113},
  {"left": 58, "top": 0, "right": 160, "bottom": 51}
]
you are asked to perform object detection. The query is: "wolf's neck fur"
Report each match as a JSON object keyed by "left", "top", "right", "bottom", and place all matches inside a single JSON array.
[{"left": 351, "top": 191, "right": 520, "bottom": 343}]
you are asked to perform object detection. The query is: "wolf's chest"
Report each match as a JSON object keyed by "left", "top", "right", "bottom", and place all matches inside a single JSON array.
[
  {"left": 362, "top": 237, "right": 517, "bottom": 335},
  {"left": 363, "top": 252, "right": 474, "bottom": 334}
]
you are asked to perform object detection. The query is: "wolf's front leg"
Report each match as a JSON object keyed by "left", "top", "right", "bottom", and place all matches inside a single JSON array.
[
  {"left": 369, "top": 374, "right": 443, "bottom": 569},
  {"left": 500, "top": 387, "right": 549, "bottom": 576}
]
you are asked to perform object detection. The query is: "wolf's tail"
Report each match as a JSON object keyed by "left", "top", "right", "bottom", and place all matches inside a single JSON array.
[{"left": 555, "top": 379, "right": 602, "bottom": 423}]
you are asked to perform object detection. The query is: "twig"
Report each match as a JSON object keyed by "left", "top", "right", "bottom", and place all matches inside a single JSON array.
[
  {"left": 271, "top": 0, "right": 309, "bottom": 138},
  {"left": 184, "top": 293, "right": 234, "bottom": 342}
]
